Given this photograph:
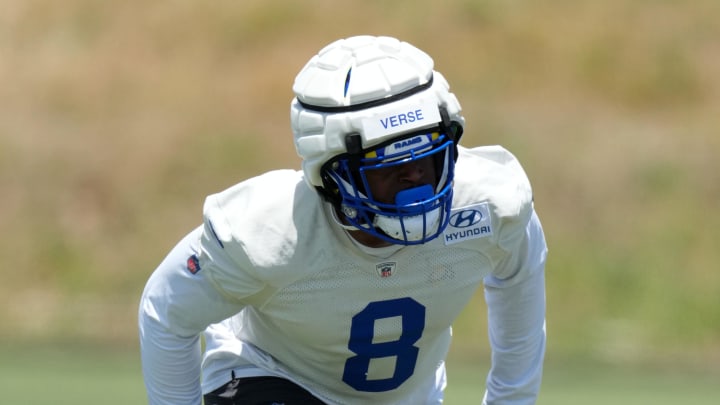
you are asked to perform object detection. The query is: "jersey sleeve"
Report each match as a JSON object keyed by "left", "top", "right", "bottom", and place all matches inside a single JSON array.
[
  {"left": 482, "top": 209, "right": 548, "bottom": 404},
  {"left": 197, "top": 190, "right": 279, "bottom": 306},
  {"left": 139, "top": 179, "right": 286, "bottom": 405},
  {"left": 138, "top": 190, "right": 274, "bottom": 405},
  {"left": 138, "top": 226, "right": 242, "bottom": 404}
]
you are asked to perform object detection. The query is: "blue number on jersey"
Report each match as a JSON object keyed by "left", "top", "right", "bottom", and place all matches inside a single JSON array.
[{"left": 342, "top": 297, "right": 426, "bottom": 392}]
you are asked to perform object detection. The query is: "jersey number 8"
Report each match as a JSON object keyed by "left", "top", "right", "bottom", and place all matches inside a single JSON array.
[{"left": 342, "top": 297, "right": 426, "bottom": 392}]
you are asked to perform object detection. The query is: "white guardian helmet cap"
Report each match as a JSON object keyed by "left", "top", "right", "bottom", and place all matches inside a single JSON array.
[{"left": 291, "top": 35, "right": 464, "bottom": 245}]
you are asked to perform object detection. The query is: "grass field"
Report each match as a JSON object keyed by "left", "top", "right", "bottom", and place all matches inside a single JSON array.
[
  {"left": 2, "top": 345, "right": 718, "bottom": 404},
  {"left": 446, "top": 359, "right": 720, "bottom": 405}
]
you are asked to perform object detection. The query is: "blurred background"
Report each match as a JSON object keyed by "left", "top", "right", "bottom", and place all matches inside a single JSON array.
[{"left": 2, "top": 0, "right": 719, "bottom": 402}]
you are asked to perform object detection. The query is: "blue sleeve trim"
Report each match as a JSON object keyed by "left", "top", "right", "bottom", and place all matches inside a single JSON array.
[{"left": 208, "top": 220, "right": 225, "bottom": 249}]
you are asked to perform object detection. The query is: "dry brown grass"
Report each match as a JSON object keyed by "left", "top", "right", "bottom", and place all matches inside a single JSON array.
[{"left": 1, "top": 0, "right": 718, "bottom": 366}]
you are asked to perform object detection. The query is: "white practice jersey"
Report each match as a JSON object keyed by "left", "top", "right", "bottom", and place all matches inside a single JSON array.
[{"left": 139, "top": 145, "right": 547, "bottom": 405}]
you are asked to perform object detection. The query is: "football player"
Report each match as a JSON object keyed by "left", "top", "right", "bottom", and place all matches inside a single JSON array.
[{"left": 139, "top": 35, "right": 547, "bottom": 404}]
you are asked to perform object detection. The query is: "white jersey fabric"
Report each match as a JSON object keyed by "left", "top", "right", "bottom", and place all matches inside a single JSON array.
[{"left": 139, "top": 145, "right": 547, "bottom": 404}]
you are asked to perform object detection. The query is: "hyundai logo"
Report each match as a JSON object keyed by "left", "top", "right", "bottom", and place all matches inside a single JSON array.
[{"left": 449, "top": 209, "right": 483, "bottom": 228}]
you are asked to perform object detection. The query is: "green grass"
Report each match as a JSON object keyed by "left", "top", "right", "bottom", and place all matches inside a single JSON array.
[
  {"left": 0, "top": 345, "right": 146, "bottom": 405},
  {"left": 446, "top": 360, "right": 720, "bottom": 404},
  {"left": 2, "top": 346, "right": 718, "bottom": 404}
]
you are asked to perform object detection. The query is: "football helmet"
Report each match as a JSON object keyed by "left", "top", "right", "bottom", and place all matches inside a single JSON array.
[{"left": 291, "top": 36, "right": 464, "bottom": 245}]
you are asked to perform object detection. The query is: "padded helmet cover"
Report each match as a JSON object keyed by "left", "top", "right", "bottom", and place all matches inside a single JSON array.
[{"left": 291, "top": 35, "right": 464, "bottom": 189}]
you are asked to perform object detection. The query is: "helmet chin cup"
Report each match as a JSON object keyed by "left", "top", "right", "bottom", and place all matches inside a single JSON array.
[
  {"left": 374, "top": 204, "right": 442, "bottom": 242},
  {"left": 375, "top": 184, "right": 439, "bottom": 242}
]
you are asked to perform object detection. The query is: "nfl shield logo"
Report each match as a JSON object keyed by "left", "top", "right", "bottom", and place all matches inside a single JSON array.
[{"left": 376, "top": 262, "right": 396, "bottom": 278}]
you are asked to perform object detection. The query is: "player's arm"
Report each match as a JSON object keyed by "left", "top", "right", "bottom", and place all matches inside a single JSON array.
[
  {"left": 138, "top": 225, "right": 247, "bottom": 405},
  {"left": 482, "top": 208, "right": 547, "bottom": 405}
]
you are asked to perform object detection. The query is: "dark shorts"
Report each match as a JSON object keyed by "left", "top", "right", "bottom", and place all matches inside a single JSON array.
[{"left": 203, "top": 376, "right": 327, "bottom": 405}]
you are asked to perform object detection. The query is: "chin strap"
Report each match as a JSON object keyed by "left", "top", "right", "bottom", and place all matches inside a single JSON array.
[{"left": 344, "top": 132, "right": 363, "bottom": 176}]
